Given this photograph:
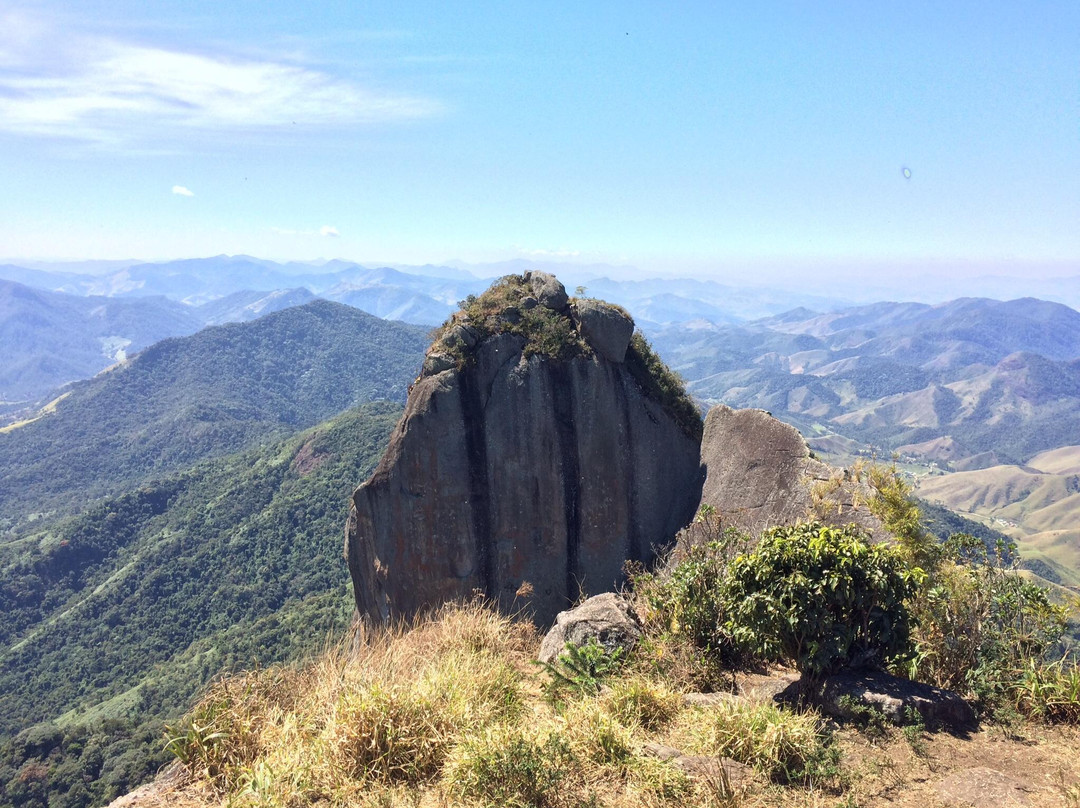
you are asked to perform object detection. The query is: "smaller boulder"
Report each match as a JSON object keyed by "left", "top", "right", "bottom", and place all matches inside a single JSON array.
[
  {"left": 498, "top": 305, "right": 523, "bottom": 326},
  {"left": 736, "top": 671, "right": 802, "bottom": 703},
  {"left": 816, "top": 671, "right": 975, "bottom": 727},
  {"left": 106, "top": 761, "right": 188, "bottom": 808},
  {"left": 421, "top": 352, "right": 456, "bottom": 376},
  {"left": 682, "top": 692, "right": 738, "bottom": 708},
  {"left": 537, "top": 592, "right": 642, "bottom": 664},
  {"left": 573, "top": 299, "right": 635, "bottom": 363},
  {"left": 526, "top": 271, "right": 568, "bottom": 310}
]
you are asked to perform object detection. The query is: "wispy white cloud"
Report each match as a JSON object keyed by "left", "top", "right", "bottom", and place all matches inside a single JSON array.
[
  {"left": 319, "top": 225, "right": 340, "bottom": 237},
  {"left": 172, "top": 185, "right": 194, "bottom": 196},
  {"left": 0, "top": 22, "right": 442, "bottom": 145}
]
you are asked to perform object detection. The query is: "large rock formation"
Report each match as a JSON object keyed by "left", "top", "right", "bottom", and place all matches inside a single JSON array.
[
  {"left": 346, "top": 273, "right": 703, "bottom": 625},
  {"left": 696, "top": 405, "right": 882, "bottom": 537}
]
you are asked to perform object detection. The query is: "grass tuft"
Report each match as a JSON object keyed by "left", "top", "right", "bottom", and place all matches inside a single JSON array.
[
  {"left": 443, "top": 726, "right": 574, "bottom": 808},
  {"left": 675, "top": 700, "right": 832, "bottom": 784}
]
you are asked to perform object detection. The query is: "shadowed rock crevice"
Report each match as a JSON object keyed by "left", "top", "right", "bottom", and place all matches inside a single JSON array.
[
  {"left": 550, "top": 362, "right": 583, "bottom": 601},
  {"left": 458, "top": 366, "right": 494, "bottom": 597}
]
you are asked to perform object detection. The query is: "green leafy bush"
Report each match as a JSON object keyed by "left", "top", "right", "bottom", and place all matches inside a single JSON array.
[
  {"left": 722, "top": 523, "right": 919, "bottom": 678},
  {"left": 636, "top": 521, "right": 748, "bottom": 669},
  {"left": 636, "top": 520, "right": 917, "bottom": 680}
]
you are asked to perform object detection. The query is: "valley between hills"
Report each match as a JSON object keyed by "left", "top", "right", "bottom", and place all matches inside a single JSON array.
[{"left": 0, "top": 258, "right": 1078, "bottom": 807}]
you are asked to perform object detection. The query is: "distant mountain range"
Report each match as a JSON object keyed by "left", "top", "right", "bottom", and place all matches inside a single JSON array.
[
  {"left": 652, "top": 297, "right": 1080, "bottom": 464},
  {"left": 916, "top": 445, "right": 1080, "bottom": 589},
  {"left": 1, "top": 266, "right": 1078, "bottom": 808},
  {"left": 0, "top": 256, "right": 854, "bottom": 404},
  {"left": 0, "top": 280, "right": 204, "bottom": 403}
]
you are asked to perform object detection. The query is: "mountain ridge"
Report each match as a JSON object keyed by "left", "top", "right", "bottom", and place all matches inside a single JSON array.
[{"left": 0, "top": 300, "right": 428, "bottom": 532}]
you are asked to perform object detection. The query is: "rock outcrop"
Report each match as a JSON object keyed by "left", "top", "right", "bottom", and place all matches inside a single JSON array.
[
  {"left": 537, "top": 592, "right": 642, "bottom": 664},
  {"left": 696, "top": 405, "right": 883, "bottom": 537},
  {"left": 346, "top": 273, "right": 703, "bottom": 626}
]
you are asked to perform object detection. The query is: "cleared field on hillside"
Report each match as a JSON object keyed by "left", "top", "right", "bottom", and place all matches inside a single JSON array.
[{"left": 916, "top": 461, "right": 1080, "bottom": 589}]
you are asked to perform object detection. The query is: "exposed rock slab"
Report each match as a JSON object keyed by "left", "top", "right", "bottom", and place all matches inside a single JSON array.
[
  {"left": 537, "top": 592, "right": 642, "bottom": 664},
  {"left": 816, "top": 670, "right": 975, "bottom": 727},
  {"left": 106, "top": 762, "right": 190, "bottom": 808},
  {"left": 697, "top": 405, "right": 883, "bottom": 537},
  {"left": 682, "top": 672, "right": 802, "bottom": 708},
  {"left": 935, "top": 767, "right": 1032, "bottom": 807},
  {"left": 736, "top": 670, "right": 802, "bottom": 703},
  {"left": 642, "top": 743, "right": 753, "bottom": 789},
  {"left": 347, "top": 324, "right": 703, "bottom": 626}
]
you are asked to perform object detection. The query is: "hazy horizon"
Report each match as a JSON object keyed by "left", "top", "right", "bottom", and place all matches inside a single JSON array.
[{"left": 3, "top": 252, "right": 1078, "bottom": 309}]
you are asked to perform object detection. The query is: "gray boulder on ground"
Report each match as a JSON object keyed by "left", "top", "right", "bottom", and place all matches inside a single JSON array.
[
  {"left": 442, "top": 322, "right": 479, "bottom": 350},
  {"left": 643, "top": 743, "right": 753, "bottom": 789},
  {"left": 537, "top": 593, "right": 643, "bottom": 664},
  {"left": 815, "top": 670, "right": 976, "bottom": 727},
  {"left": 572, "top": 299, "right": 635, "bottom": 362},
  {"left": 421, "top": 352, "right": 456, "bottom": 376}
]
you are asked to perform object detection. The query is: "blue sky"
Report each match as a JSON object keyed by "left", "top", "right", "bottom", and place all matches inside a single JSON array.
[{"left": 0, "top": 1, "right": 1076, "bottom": 281}]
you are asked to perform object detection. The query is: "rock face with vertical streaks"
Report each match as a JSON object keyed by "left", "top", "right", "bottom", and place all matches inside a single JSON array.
[{"left": 346, "top": 273, "right": 703, "bottom": 625}]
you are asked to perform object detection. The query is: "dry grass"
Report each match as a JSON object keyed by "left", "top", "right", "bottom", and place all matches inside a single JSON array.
[
  {"left": 669, "top": 701, "right": 833, "bottom": 784},
  {"left": 168, "top": 602, "right": 539, "bottom": 806},
  {"left": 159, "top": 599, "right": 1080, "bottom": 808},
  {"left": 164, "top": 601, "right": 812, "bottom": 808}
]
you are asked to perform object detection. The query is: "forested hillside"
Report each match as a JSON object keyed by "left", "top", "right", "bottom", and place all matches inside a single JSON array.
[
  {"left": 0, "top": 300, "right": 427, "bottom": 531},
  {"left": 0, "top": 402, "right": 402, "bottom": 808}
]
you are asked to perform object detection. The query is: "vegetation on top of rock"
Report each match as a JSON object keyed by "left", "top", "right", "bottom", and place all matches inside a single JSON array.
[
  {"left": 429, "top": 272, "right": 703, "bottom": 441},
  {"left": 624, "top": 333, "right": 705, "bottom": 442},
  {"left": 434, "top": 273, "right": 591, "bottom": 362}
]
